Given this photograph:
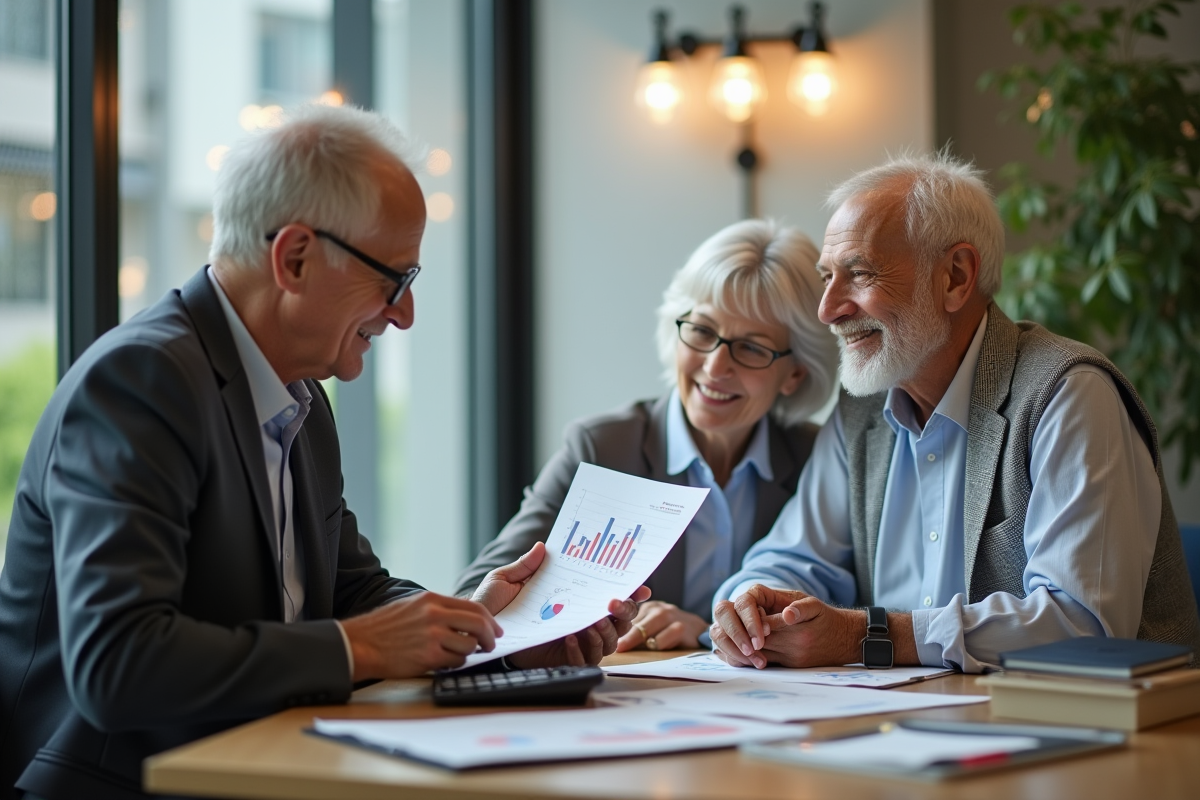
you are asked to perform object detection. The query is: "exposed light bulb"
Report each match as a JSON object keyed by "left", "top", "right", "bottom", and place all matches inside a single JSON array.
[
  {"left": 710, "top": 56, "right": 765, "bottom": 123},
  {"left": 636, "top": 60, "right": 683, "bottom": 124},
  {"left": 787, "top": 50, "right": 836, "bottom": 117}
]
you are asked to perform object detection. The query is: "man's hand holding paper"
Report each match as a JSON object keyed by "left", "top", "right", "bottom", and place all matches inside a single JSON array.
[
  {"left": 459, "top": 464, "right": 709, "bottom": 669},
  {"left": 472, "top": 541, "right": 651, "bottom": 668}
]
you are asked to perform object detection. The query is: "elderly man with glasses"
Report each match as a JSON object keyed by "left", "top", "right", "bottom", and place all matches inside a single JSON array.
[{"left": 0, "top": 104, "right": 643, "bottom": 800}]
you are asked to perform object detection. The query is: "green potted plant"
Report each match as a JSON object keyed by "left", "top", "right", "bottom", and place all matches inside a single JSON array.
[{"left": 980, "top": 0, "right": 1200, "bottom": 479}]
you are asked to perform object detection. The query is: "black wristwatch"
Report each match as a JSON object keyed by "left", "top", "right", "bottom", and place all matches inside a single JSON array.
[{"left": 861, "top": 606, "right": 893, "bottom": 669}]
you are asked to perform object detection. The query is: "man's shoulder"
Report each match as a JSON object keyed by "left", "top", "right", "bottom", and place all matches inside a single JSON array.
[
  {"left": 52, "top": 290, "right": 219, "bottom": 425},
  {"left": 70, "top": 290, "right": 207, "bottom": 375},
  {"left": 1012, "top": 317, "right": 1111, "bottom": 367}
]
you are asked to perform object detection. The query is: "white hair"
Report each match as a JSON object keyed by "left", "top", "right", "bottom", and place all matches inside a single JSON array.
[
  {"left": 655, "top": 220, "right": 840, "bottom": 425},
  {"left": 826, "top": 149, "right": 1005, "bottom": 296},
  {"left": 209, "top": 103, "right": 426, "bottom": 271}
]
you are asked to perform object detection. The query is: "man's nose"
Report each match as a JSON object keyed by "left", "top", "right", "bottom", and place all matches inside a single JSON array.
[
  {"left": 818, "top": 275, "right": 854, "bottom": 326},
  {"left": 386, "top": 288, "right": 415, "bottom": 330}
]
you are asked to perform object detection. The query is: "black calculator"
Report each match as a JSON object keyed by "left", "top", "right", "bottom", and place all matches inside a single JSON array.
[{"left": 432, "top": 665, "right": 605, "bottom": 707}]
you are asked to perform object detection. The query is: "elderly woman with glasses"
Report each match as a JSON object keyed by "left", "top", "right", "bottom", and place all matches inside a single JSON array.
[{"left": 454, "top": 219, "right": 838, "bottom": 651}]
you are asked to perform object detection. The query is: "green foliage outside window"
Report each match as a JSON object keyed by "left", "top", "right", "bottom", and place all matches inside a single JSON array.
[
  {"left": 980, "top": 0, "right": 1200, "bottom": 479},
  {"left": 0, "top": 341, "right": 55, "bottom": 563}
]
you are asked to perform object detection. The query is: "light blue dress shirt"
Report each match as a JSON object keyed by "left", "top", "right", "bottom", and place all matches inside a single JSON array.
[
  {"left": 666, "top": 389, "right": 768, "bottom": 619},
  {"left": 716, "top": 312, "right": 1162, "bottom": 672},
  {"left": 207, "top": 268, "right": 310, "bottom": 622}
]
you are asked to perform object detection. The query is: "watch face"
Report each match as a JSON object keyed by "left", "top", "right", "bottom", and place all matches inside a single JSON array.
[{"left": 862, "top": 638, "right": 894, "bottom": 669}]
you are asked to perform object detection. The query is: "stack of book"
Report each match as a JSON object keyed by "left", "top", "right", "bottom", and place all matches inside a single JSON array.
[{"left": 981, "top": 637, "right": 1199, "bottom": 731}]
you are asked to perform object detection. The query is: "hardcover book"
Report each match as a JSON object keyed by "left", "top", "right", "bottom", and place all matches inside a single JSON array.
[{"left": 998, "top": 637, "right": 1192, "bottom": 679}]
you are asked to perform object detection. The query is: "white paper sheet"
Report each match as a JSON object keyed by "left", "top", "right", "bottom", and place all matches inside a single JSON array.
[
  {"left": 598, "top": 678, "right": 988, "bottom": 722},
  {"left": 603, "top": 652, "right": 954, "bottom": 688},
  {"left": 756, "top": 727, "right": 1039, "bottom": 769},
  {"left": 312, "top": 707, "right": 803, "bottom": 769},
  {"left": 462, "top": 463, "right": 709, "bottom": 668}
]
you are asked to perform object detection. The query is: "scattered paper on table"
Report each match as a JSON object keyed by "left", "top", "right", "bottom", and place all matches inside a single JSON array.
[
  {"left": 598, "top": 679, "right": 988, "bottom": 722},
  {"left": 463, "top": 464, "right": 709, "bottom": 668},
  {"left": 756, "top": 727, "right": 1039, "bottom": 769},
  {"left": 311, "top": 707, "right": 803, "bottom": 769},
  {"left": 603, "top": 652, "right": 954, "bottom": 688}
]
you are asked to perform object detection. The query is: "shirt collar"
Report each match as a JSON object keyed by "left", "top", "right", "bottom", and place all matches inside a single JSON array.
[
  {"left": 665, "top": 387, "right": 774, "bottom": 481},
  {"left": 206, "top": 266, "right": 300, "bottom": 428},
  {"left": 883, "top": 310, "right": 989, "bottom": 437}
]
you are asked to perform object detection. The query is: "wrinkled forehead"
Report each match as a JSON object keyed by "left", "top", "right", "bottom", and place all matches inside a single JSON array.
[{"left": 822, "top": 190, "right": 911, "bottom": 263}]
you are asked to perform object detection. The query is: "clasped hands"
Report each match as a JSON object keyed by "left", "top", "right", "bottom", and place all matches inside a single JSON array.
[
  {"left": 709, "top": 584, "right": 864, "bottom": 670},
  {"left": 341, "top": 541, "right": 650, "bottom": 681}
]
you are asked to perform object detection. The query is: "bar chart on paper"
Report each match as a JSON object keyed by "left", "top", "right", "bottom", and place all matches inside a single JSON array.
[
  {"left": 460, "top": 463, "right": 709, "bottom": 667},
  {"left": 558, "top": 516, "right": 645, "bottom": 574},
  {"left": 550, "top": 478, "right": 693, "bottom": 579}
]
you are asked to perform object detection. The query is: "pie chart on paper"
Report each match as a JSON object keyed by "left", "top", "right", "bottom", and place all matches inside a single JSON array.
[{"left": 540, "top": 598, "right": 567, "bottom": 620}]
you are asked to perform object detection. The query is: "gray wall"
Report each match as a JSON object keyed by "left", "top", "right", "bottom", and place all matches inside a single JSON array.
[
  {"left": 935, "top": 0, "right": 1200, "bottom": 523},
  {"left": 534, "top": 0, "right": 934, "bottom": 465}
]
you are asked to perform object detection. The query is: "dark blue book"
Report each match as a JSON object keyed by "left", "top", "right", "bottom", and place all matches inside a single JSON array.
[{"left": 999, "top": 637, "right": 1193, "bottom": 679}]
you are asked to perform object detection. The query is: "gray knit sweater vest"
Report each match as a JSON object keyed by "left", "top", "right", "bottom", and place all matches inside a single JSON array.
[{"left": 839, "top": 304, "right": 1200, "bottom": 656}]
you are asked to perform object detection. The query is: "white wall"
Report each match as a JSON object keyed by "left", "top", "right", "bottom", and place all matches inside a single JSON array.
[{"left": 534, "top": 0, "right": 933, "bottom": 464}]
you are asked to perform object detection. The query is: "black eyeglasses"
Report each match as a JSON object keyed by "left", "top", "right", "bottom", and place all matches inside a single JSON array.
[
  {"left": 265, "top": 229, "right": 420, "bottom": 305},
  {"left": 676, "top": 319, "right": 792, "bottom": 369}
]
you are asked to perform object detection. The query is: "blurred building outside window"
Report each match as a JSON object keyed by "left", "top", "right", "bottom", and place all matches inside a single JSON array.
[
  {"left": 112, "top": 0, "right": 470, "bottom": 592},
  {"left": 0, "top": 0, "right": 56, "bottom": 571}
]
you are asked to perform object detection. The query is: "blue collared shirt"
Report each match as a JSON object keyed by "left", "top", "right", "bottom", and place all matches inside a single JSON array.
[
  {"left": 207, "top": 267, "right": 310, "bottom": 622},
  {"left": 666, "top": 389, "right": 768, "bottom": 619},
  {"left": 716, "top": 312, "right": 1162, "bottom": 672}
]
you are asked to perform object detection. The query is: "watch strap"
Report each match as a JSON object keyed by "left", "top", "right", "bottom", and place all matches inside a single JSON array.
[{"left": 866, "top": 606, "right": 888, "bottom": 637}]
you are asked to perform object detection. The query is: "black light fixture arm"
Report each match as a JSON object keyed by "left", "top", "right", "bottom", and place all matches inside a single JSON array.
[{"left": 659, "top": 2, "right": 830, "bottom": 60}]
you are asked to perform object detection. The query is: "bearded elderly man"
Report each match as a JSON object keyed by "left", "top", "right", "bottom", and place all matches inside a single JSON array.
[
  {"left": 0, "top": 104, "right": 643, "bottom": 800},
  {"left": 710, "top": 152, "right": 1200, "bottom": 673}
]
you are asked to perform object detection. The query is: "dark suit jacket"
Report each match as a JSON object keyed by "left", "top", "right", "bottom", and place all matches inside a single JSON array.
[
  {"left": 453, "top": 395, "right": 819, "bottom": 614},
  {"left": 0, "top": 269, "right": 421, "bottom": 800}
]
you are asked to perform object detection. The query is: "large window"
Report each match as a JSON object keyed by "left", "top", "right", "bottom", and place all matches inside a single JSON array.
[
  {"left": 0, "top": 0, "right": 56, "bottom": 570},
  {"left": 113, "top": 0, "right": 472, "bottom": 592}
]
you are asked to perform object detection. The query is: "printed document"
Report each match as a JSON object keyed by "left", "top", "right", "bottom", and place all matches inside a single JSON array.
[
  {"left": 311, "top": 707, "right": 802, "bottom": 769},
  {"left": 604, "top": 652, "right": 953, "bottom": 688},
  {"left": 462, "top": 463, "right": 709, "bottom": 667},
  {"left": 598, "top": 678, "right": 988, "bottom": 722}
]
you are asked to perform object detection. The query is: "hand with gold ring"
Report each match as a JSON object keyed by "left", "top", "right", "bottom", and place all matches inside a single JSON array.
[{"left": 616, "top": 601, "right": 709, "bottom": 652}]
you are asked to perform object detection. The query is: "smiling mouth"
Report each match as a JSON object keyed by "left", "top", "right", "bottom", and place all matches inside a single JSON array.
[
  {"left": 841, "top": 329, "right": 879, "bottom": 346},
  {"left": 697, "top": 384, "right": 738, "bottom": 401},
  {"left": 357, "top": 328, "right": 374, "bottom": 343}
]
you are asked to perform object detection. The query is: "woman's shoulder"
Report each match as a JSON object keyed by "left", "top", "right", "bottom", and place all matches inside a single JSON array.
[{"left": 566, "top": 395, "right": 667, "bottom": 441}]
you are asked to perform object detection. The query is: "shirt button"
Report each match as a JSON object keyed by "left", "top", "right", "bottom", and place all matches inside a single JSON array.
[
  {"left": 929, "top": 531, "right": 938, "bottom": 542},
  {"left": 926, "top": 453, "right": 936, "bottom": 462},
  {"left": 923, "top": 596, "right": 933, "bottom": 607},
  {"left": 283, "top": 407, "right": 296, "bottom": 418}
]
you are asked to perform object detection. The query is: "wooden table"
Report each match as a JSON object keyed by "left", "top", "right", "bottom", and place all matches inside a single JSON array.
[{"left": 144, "top": 651, "right": 1200, "bottom": 800}]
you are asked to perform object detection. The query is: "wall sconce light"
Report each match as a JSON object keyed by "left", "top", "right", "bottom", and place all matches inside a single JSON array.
[{"left": 638, "top": 2, "right": 837, "bottom": 217}]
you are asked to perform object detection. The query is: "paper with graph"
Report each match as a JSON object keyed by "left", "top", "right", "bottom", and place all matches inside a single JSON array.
[{"left": 461, "top": 463, "right": 709, "bottom": 668}]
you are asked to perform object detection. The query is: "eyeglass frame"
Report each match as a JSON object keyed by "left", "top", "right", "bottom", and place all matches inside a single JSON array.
[
  {"left": 675, "top": 318, "right": 793, "bottom": 369},
  {"left": 264, "top": 228, "right": 421, "bottom": 306}
]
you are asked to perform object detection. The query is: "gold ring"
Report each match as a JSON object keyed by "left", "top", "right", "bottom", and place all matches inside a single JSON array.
[
  {"left": 646, "top": 636, "right": 659, "bottom": 651},
  {"left": 633, "top": 622, "right": 649, "bottom": 641}
]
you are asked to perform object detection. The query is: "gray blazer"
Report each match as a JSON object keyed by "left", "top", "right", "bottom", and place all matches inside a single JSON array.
[
  {"left": 0, "top": 269, "right": 421, "bottom": 800},
  {"left": 453, "top": 395, "right": 819, "bottom": 614}
]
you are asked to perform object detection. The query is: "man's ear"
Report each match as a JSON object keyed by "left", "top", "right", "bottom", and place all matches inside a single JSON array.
[
  {"left": 269, "top": 225, "right": 319, "bottom": 296},
  {"left": 940, "top": 242, "right": 981, "bottom": 314}
]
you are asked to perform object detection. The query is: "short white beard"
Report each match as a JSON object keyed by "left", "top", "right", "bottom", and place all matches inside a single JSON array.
[{"left": 833, "top": 282, "right": 950, "bottom": 397}]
